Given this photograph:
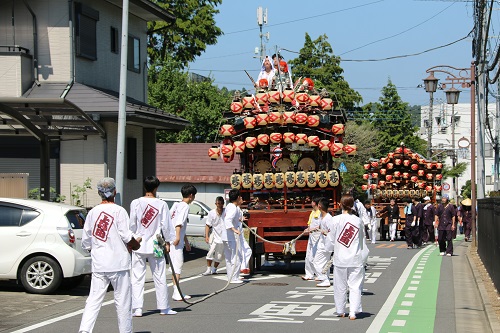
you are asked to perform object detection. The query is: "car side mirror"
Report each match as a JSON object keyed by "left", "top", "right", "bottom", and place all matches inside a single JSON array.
[{"left": 198, "top": 210, "right": 207, "bottom": 217}]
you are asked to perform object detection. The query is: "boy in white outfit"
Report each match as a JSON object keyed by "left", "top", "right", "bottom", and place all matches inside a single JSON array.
[
  {"left": 325, "top": 194, "right": 368, "bottom": 320},
  {"left": 169, "top": 184, "right": 197, "bottom": 301},
  {"left": 302, "top": 197, "right": 321, "bottom": 281},
  {"left": 130, "top": 176, "right": 177, "bottom": 317},
  {"left": 239, "top": 207, "right": 253, "bottom": 275},
  {"left": 222, "top": 189, "right": 247, "bottom": 283},
  {"left": 364, "top": 200, "right": 378, "bottom": 244},
  {"left": 79, "top": 178, "right": 141, "bottom": 333},
  {"left": 202, "top": 196, "right": 225, "bottom": 275},
  {"left": 315, "top": 198, "right": 334, "bottom": 287}
]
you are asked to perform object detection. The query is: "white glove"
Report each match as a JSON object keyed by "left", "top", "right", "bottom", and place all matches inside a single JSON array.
[{"left": 411, "top": 221, "right": 415, "bottom": 227}]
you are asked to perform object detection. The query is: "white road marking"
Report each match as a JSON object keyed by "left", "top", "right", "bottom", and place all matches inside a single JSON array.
[
  {"left": 315, "top": 318, "right": 340, "bottom": 321},
  {"left": 397, "top": 310, "right": 410, "bottom": 316},
  {"left": 402, "top": 301, "right": 413, "bottom": 306},
  {"left": 404, "top": 293, "right": 415, "bottom": 298},
  {"left": 410, "top": 281, "right": 420, "bottom": 285},
  {"left": 392, "top": 319, "right": 407, "bottom": 326},
  {"left": 408, "top": 286, "right": 418, "bottom": 291}
]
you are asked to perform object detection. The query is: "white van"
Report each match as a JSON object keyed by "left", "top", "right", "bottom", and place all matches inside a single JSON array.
[{"left": 161, "top": 199, "right": 211, "bottom": 237}]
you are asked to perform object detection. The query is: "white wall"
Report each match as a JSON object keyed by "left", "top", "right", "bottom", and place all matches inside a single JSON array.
[{"left": 157, "top": 182, "right": 229, "bottom": 210}]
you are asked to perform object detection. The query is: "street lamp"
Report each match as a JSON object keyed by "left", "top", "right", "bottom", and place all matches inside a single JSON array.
[
  {"left": 445, "top": 87, "right": 461, "bottom": 201},
  {"left": 423, "top": 72, "right": 439, "bottom": 160},
  {"left": 423, "top": 63, "right": 476, "bottom": 246}
]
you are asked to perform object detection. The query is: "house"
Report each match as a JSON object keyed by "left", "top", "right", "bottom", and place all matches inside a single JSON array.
[
  {"left": 420, "top": 102, "right": 497, "bottom": 199},
  {"left": 0, "top": 0, "right": 189, "bottom": 209},
  {"left": 156, "top": 143, "right": 239, "bottom": 207}
]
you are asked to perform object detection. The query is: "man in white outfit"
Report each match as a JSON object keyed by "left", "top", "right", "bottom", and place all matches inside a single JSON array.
[
  {"left": 202, "top": 196, "right": 225, "bottom": 275},
  {"left": 364, "top": 200, "right": 378, "bottom": 244},
  {"left": 79, "top": 178, "right": 141, "bottom": 333},
  {"left": 325, "top": 194, "right": 367, "bottom": 320},
  {"left": 302, "top": 197, "right": 321, "bottom": 281},
  {"left": 315, "top": 198, "right": 334, "bottom": 287},
  {"left": 222, "top": 189, "right": 247, "bottom": 283},
  {"left": 129, "top": 176, "right": 176, "bottom": 317},
  {"left": 238, "top": 207, "right": 253, "bottom": 275},
  {"left": 169, "top": 184, "right": 197, "bottom": 301}
]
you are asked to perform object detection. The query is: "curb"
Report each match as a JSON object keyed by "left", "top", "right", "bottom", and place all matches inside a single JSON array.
[{"left": 466, "top": 243, "right": 500, "bottom": 333}]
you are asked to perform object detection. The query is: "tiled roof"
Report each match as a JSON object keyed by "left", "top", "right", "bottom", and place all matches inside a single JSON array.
[{"left": 156, "top": 143, "right": 240, "bottom": 184}]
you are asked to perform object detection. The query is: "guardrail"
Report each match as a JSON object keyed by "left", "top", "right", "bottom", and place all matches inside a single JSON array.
[{"left": 477, "top": 197, "right": 500, "bottom": 292}]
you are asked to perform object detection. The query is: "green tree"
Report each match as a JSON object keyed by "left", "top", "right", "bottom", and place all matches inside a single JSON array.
[
  {"left": 147, "top": 0, "right": 223, "bottom": 67},
  {"left": 149, "top": 60, "right": 231, "bottom": 143},
  {"left": 332, "top": 121, "right": 382, "bottom": 198},
  {"left": 288, "top": 33, "right": 362, "bottom": 110},
  {"left": 372, "top": 79, "right": 427, "bottom": 156}
]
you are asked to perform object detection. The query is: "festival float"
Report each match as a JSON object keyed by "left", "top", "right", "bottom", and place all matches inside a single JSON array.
[
  {"left": 362, "top": 145, "right": 443, "bottom": 238},
  {"left": 208, "top": 73, "right": 350, "bottom": 271}
]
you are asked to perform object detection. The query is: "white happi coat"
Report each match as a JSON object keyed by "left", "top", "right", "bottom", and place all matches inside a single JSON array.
[
  {"left": 325, "top": 213, "right": 366, "bottom": 268},
  {"left": 82, "top": 203, "right": 134, "bottom": 272}
]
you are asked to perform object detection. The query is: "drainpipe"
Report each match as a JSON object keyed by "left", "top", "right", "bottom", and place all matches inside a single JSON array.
[
  {"left": 22, "top": 0, "right": 38, "bottom": 83},
  {"left": 11, "top": 0, "right": 15, "bottom": 45},
  {"left": 61, "top": 0, "right": 75, "bottom": 98}
]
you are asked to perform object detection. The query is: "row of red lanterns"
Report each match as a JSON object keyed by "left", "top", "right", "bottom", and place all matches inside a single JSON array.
[
  {"left": 220, "top": 117, "right": 345, "bottom": 133},
  {"left": 364, "top": 160, "right": 443, "bottom": 170},
  {"left": 230, "top": 91, "right": 334, "bottom": 113},
  {"left": 362, "top": 183, "right": 443, "bottom": 191},
  {"left": 363, "top": 172, "right": 443, "bottom": 181}
]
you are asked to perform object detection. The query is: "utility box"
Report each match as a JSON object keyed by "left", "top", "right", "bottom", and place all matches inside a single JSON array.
[{"left": 0, "top": 173, "right": 29, "bottom": 198}]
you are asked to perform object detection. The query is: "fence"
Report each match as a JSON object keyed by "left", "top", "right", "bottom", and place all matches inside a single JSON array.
[{"left": 477, "top": 197, "right": 500, "bottom": 292}]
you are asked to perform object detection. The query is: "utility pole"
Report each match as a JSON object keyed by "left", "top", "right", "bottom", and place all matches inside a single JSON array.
[
  {"left": 495, "top": 80, "right": 500, "bottom": 191},
  {"left": 451, "top": 103, "right": 457, "bottom": 199},
  {"left": 256, "top": 7, "right": 269, "bottom": 62}
]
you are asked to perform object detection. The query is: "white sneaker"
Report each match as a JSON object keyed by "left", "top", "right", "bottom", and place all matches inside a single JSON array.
[
  {"left": 132, "top": 308, "right": 142, "bottom": 317},
  {"left": 160, "top": 308, "right": 177, "bottom": 315},
  {"left": 439, "top": 252, "right": 445, "bottom": 256},
  {"left": 201, "top": 267, "right": 212, "bottom": 276},
  {"left": 172, "top": 294, "right": 191, "bottom": 301},
  {"left": 230, "top": 280, "right": 244, "bottom": 284},
  {"left": 316, "top": 280, "right": 331, "bottom": 287},
  {"left": 446, "top": 253, "right": 452, "bottom": 257}
]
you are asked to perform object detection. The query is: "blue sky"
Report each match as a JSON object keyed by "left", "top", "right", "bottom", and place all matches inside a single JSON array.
[{"left": 188, "top": 0, "right": 480, "bottom": 107}]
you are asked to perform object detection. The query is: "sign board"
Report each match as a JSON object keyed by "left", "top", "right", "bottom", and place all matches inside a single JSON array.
[
  {"left": 339, "top": 162, "right": 347, "bottom": 173},
  {"left": 442, "top": 182, "right": 451, "bottom": 191}
]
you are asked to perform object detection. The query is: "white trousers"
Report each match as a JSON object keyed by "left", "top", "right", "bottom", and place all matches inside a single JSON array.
[
  {"left": 131, "top": 252, "right": 171, "bottom": 311},
  {"left": 206, "top": 241, "right": 224, "bottom": 262},
  {"left": 79, "top": 270, "right": 132, "bottom": 333},
  {"left": 389, "top": 222, "right": 398, "bottom": 240},
  {"left": 370, "top": 221, "right": 377, "bottom": 243},
  {"left": 239, "top": 235, "right": 252, "bottom": 270},
  {"left": 333, "top": 266, "right": 364, "bottom": 316},
  {"left": 312, "top": 237, "right": 329, "bottom": 281},
  {"left": 169, "top": 247, "right": 184, "bottom": 274},
  {"left": 223, "top": 240, "right": 241, "bottom": 281},
  {"left": 304, "top": 232, "right": 320, "bottom": 278}
]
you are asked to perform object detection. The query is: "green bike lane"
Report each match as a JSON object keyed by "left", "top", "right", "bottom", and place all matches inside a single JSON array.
[{"left": 368, "top": 236, "right": 464, "bottom": 333}]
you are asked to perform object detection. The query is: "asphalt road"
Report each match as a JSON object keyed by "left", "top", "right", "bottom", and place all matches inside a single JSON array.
[{"left": 0, "top": 236, "right": 484, "bottom": 333}]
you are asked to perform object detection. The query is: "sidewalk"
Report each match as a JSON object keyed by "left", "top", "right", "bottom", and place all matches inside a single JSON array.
[{"left": 459, "top": 239, "right": 500, "bottom": 333}]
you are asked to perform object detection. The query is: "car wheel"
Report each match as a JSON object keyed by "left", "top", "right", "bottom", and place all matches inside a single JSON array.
[{"left": 20, "top": 256, "right": 62, "bottom": 294}]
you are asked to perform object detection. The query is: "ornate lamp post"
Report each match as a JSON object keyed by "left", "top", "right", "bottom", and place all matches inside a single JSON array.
[
  {"left": 423, "top": 72, "right": 439, "bottom": 160},
  {"left": 445, "top": 87, "right": 461, "bottom": 201},
  {"left": 423, "top": 63, "right": 476, "bottom": 246}
]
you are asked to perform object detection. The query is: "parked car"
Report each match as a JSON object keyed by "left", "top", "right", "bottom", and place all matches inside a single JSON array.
[
  {"left": 161, "top": 199, "right": 211, "bottom": 236},
  {"left": 0, "top": 198, "right": 91, "bottom": 294}
]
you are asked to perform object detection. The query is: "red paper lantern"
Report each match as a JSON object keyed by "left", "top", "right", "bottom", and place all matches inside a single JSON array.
[
  {"left": 330, "top": 142, "right": 343, "bottom": 156},
  {"left": 371, "top": 161, "right": 379, "bottom": 168},
  {"left": 220, "top": 124, "right": 236, "bottom": 136},
  {"left": 411, "top": 164, "right": 419, "bottom": 171},
  {"left": 255, "top": 91, "right": 269, "bottom": 105},
  {"left": 379, "top": 180, "right": 386, "bottom": 187},
  {"left": 255, "top": 113, "right": 269, "bottom": 126},
  {"left": 363, "top": 174, "right": 370, "bottom": 180},
  {"left": 386, "top": 174, "right": 393, "bottom": 181},
  {"left": 320, "top": 98, "right": 333, "bottom": 110},
  {"left": 221, "top": 144, "right": 233, "bottom": 157},
  {"left": 418, "top": 158, "right": 426, "bottom": 164},
  {"left": 411, "top": 176, "right": 418, "bottom": 183},
  {"left": 283, "top": 132, "right": 295, "bottom": 143},
  {"left": 295, "top": 113, "right": 308, "bottom": 125},
  {"left": 380, "top": 168, "right": 387, "bottom": 175},
  {"left": 387, "top": 163, "right": 394, "bottom": 169},
  {"left": 208, "top": 147, "right": 219, "bottom": 160},
  {"left": 436, "top": 163, "right": 443, "bottom": 169},
  {"left": 343, "top": 144, "right": 357, "bottom": 156},
  {"left": 425, "top": 185, "right": 433, "bottom": 191},
  {"left": 411, "top": 153, "right": 418, "bottom": 160},
  {"left": 426, "top": 173, "right": 434, "bottom": 180},
  {"left": 363, "top": 164, "right": 370, "bottom": 170},
  {"left": 307, "top": 115, "right": 320, "bottom": 127},
  {"left": 309, "top": 95, "right": 321, "bottom": 106},
  {"left": 233, "top": 141, "right": 245, "bottom": 154},
  {"left": 403, "top": 147, "right": 411, "bottom": 154},
  {"left": 257, "top": 134, "right": 270, "bottom": 145},
  {"left": 282, "top": 89, "right": 295, "bottom": 102},
  {"left": 370, "top": 184, "right": 377, "bottom": 190},
  {"left": 403, "top": 159, "right": 410, "bottom": 167},
  {"left": 295, "top": 133, "right": 308, "bottom": 145},
  {"left": 372, "top": 172, "right": 378, "bottom": 179},
  {"left": 434, "top": 185, "right": 442, "bottom": 191},
  {"left": 418, "top": 182, "right": 425, "bottom": 189},
  {"left": 436, "top": 174, "right": 443, "bottom": 180},
  {"left": 295, "top": 92, "right": 310, "bottom": 104},
  {"left": 361, "top": 184, "right": 368, "bottom": 191},
  {"left": 242, "top": 96, "right": 254, "bottom": 109},
  {"left": 268, "top": 90, "right": 281, "bottom": 104},
  {"left": 268, "top": 112, "right": 282, "bottom": 124},
  {"left": 270, "top": 133, "right": 282, "bottom": 143},
  {"left": 395, "top": 159, "right": 402, "bottom": 165},
  {"left": 283, "top": 111, "right": 295, "bottom": 124},
  {"left": 402, "top": 172, "right": 409, "bottom": 179},
  {"left": 245, "top": 136, "right": 257, "bottom": 149},
  {"left": 230, "top": 101, "right": 243, "bottom": 114},
  {"left": 244, "top": 117, "right": 256, "bottom": 129},
  {"left": 394, "top": 171, "right": 401, "bottom": 177},
  {"left": 304, "top": 136, "right": 318, "bottom": 147},
  {"left": 418, "top": 169, "right": 425, "bottom": 177},
  {"left": 331, "top": 124, "right": 345, "bottom": 135},
  {"left": 318, "top": 139, "right": 331, "bottom": 151},
  {"left": 395, "top": 147, "right": 403, "bottom": 154},
  {"left": 388, "top": 152, "right": 395, "bottom": 159}
]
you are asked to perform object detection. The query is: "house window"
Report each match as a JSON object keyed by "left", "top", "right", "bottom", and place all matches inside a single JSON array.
[
  {"left": 486, "top": 175, "right": 494, "bottom": 185},
  {"left": 110, "top": 27, "right": 119, "bottom": 54},
  {"left": 485, "top": 143, "right": 493, "bottom": 158},
  {"left": 75, "top": 3, "right": 99, "bottom": 60},
  {"left": 127, "top": 36, "right": 140, "bottom": 73}
]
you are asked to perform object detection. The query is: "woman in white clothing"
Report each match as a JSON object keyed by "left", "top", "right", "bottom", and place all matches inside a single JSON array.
[
  {"left": 325, "top": 194, "right": 368, "bottom": 320},
  {"left": 256, "top": 55, "right": 275, "bottom": 88}
]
